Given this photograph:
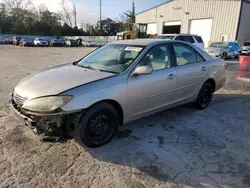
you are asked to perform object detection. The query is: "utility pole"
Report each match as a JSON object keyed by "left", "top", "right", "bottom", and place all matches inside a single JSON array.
[
  {"left": 100, "top": 0, "right": 102, "bottom": 32},
  {"left": 73, "top": 3, "right": 77, "bottom": 28}
]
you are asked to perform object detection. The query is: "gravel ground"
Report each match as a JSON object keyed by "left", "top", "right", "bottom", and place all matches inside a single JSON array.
[{"left": 0, "top": 45, "right": 250, "bottom": 188}]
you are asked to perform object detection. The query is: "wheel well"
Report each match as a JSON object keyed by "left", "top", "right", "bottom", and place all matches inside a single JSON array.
[
  {"left": 92, "top": 100, "right": 124, "bottom": 125},
  {"left": 205, "top": 78, "right": 216, "bottom": 93}
]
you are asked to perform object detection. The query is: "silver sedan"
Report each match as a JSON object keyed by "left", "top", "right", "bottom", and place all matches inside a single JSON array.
[{"left": 10, "top": 39, "right": 226, "bottom": 147}]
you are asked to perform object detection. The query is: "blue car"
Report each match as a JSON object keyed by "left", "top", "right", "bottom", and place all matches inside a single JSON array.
[{"left": 66, "top": 39, "right": 78, "bottom": 47}]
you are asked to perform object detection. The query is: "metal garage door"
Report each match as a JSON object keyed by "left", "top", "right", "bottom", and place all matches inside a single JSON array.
[
  {"left": 189, "top": 19, "right": 213, "bottom": 47},
  {"left": 147, "top": 23, "right": 157, "bottom": 35}
]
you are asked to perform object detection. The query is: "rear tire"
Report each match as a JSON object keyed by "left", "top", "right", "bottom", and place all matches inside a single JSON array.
[
  {"left": 75, "top": 102, "right": 119, "bottom": 148},
  {"left": 195, "top": 82, "right": 213, "bottom": 110}
]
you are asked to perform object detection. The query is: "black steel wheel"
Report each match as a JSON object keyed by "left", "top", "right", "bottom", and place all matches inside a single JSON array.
[
  {"left": 76, "top": 102, "right": 119, "bottom": 147},
  {"left": 221, "top": 53, "right": 227, "bottom": 60},
  {"left": 196, "top": 82, "right": 213, "bottom": 109}
]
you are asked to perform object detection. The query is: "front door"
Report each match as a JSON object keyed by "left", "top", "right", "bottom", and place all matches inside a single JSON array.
[
  {"left": 172, "top": 42, "right": 208, "bottom": 103},
  {"left": 127, "top": 43, "right": 177, "bottom": 120}
]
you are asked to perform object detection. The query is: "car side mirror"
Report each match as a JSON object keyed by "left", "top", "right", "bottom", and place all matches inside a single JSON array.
[{"left": 133, "top": 66, "right": 153, "bottom": 75}]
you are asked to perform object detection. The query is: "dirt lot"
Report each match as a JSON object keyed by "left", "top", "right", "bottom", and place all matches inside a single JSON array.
[{"left": 0, "top": 45, "right": 250, "bottom": 188}]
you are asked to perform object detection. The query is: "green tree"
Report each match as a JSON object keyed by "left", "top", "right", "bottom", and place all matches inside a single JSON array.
[{"left": 123, "top": 0, "right": 135, "bottom": 30}]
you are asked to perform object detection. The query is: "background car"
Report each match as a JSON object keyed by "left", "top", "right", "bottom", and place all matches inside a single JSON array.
[
  {"left": 50, "top": 39, "right": 63, "bottom": 47},
  {"left": 241, "top": 41, "right": 250, "bottom": 55},
  {"left": 156, "top": 34, "right": 204, "bottom": 49},
  {"left": 10, "top": 39, "right": 226, "bottom": 147},
  {"left": 12, "top": 37, "right": 22, "bottom": 46},
  {"left": 82, "top": 40, "right": 95, "bottom": 47},
  {"left": 19, "top": 38, "right": 34, "bottom": 47},
  {"left": 205, "top": 41, "right": 241, "bottom": 59},
  {"left": 58, "top": 39, "right": 66, "bottom": 46},
  {"left": 34, "top": 38, "right": 49, "bottom": 47},
  {"left": 4, "top": 37, "right": 12, "bottom": 44},
  {"left": 66, "top": 39, "right": 78, "bottom": 47},
  {"left": 0, "top": 37, "right": 6, "bottom": 44}
]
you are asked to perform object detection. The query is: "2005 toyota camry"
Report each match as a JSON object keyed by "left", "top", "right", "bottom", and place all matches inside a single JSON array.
[{"left": 10, "top": 39, "right": 226, "bottom": 147}]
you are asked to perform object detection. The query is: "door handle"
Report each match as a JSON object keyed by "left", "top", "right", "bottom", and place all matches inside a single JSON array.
[
  {"left": 201, "top": 66, "right": 207, "bottom": 71},
  {"left": 167, "top": 74, "right": 175, "bottom": 80}
]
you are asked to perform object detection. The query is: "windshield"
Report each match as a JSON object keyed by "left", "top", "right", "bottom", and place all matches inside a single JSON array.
[
  {"left": 39, "top": 38, "right": 46, "bottom": 41},
  {"left": 156, "top": 35, "right": 175, "bottom": 40},
  {"left": 70, "top": 40, "right": 76, "bottom": 42},
  {"left": 243, "top": 42, "right": 250, "bottom": 46},
  {"left": 210, "top": 42, "right": 227, "bottom": 48},
  {"left": 77, "top": 44, "right": 144, "bottom": 74},
  {"left": 24, "top": 38, "right": 32, "bottom": 41}
]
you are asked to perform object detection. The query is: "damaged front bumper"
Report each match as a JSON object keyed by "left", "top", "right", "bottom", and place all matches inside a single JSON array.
[{"left": 9, "top": 97, "right": 81, "bottom": 141}]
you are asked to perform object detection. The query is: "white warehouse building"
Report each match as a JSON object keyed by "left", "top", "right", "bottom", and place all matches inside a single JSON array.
[{"left": 136, "top": 0, "right": 250, "bottom": 46}]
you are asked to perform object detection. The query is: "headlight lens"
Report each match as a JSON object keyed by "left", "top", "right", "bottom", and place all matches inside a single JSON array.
[{"left": 22, "top": 96, "right": 72, "bottom": 112}]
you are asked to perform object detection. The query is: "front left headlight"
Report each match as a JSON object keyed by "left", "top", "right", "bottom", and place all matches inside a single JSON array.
[{"left": 22, "top": 96, "right": 72, "bottom": 112}]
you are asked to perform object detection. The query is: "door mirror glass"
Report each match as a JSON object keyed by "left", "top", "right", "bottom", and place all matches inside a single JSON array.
[{"left": 133, "top": 66, "right": 153, "bottom": 75}]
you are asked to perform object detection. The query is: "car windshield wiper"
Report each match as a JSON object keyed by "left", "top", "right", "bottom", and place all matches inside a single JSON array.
[
  {"left": 77, "top": 64, "right": 98, "bottom": 71},
  {"left": 99, "top": 69, "right": 118, "bottom": 74},
  {"left": 76, "top": 64, "right": 118, "bottom": 74}
]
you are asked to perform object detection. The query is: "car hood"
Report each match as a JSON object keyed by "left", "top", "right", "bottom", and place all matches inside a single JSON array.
[
  {"left": 205, "top": 47, "right": 226, "bottom": 52},
  {"left": 242, "top": 46, "right": 250, "bottom": 50},
  {"left": 14, "top": 64, "right": 115, "bottom": 99}
]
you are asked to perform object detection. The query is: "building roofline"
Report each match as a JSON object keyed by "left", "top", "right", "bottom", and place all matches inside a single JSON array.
[
  {"left": 136, "top": 0, "right": 249, "bottom": 16},
  {"left": 136, "top": 0, "right": 173, "bottom": 15}
]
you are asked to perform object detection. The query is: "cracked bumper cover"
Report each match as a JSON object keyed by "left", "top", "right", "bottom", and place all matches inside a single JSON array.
[{"left": 9, "top": 98, "right": 80, "bottom": 138}]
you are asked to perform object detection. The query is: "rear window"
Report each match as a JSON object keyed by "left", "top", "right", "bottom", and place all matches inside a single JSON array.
[{"left": 194, "top": 36, "right": 203, "bottom": 43}]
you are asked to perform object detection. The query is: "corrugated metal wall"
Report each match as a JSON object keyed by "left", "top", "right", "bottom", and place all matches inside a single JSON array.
[
  {"left": 237, "top": 1, "right": 250, "bottom": 43},
  {"left": 136, "top": 0, "right": 241, "bottom": 42}
]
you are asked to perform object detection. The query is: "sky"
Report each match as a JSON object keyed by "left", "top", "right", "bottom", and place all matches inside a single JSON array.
[{"left": 32, "top": 0, "right": 167, "bottom": 26}]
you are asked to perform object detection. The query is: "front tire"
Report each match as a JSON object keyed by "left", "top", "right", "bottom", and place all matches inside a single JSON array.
[
  {"left": 75, "top": 102, "right": 119, "bottom": 147},
  {"left": 221, "top": 53, "right": 227, "bottom": 60},
  {"left": 195, "top": 82, "right": 213, "bottom": 110}
]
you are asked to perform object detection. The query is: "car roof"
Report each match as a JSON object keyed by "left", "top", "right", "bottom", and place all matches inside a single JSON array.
[
  {"left": 111, "top": 39, "right": 168, "bottom": 46},
  {"left": 158, "top": 34, "right": 200, "bottom": 37}
]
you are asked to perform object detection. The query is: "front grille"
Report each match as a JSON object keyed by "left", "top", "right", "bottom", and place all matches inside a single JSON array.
[{"left": 14, "top": 94, "right": 28, "bottom": 106}]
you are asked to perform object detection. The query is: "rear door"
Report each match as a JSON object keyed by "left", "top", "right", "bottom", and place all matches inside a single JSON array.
[{"left": 172, "top": 42, "right": 208, "bottom": 103}]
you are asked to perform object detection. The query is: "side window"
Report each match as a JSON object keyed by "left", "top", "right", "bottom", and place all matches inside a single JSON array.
[
  {"left": 184, "top": 36, "right": 195, "bottom": 43},
  {"left": 196, "top": 53, "right": 205, "bottom": 62},
  {"left": 176, "top": 36, "right": 195, "bottom": 43},
  {"left": 194, "top": 36, "right": 203, "bottom": 43},
  {"left": 173, "top": 43, "right": 198, "bottom": 66},
  {"left": 175, "top": 36, "right": 184, "bottom": 42},
  {"left": 140, "top": 44, "right": 172, "bottom": 71}
]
